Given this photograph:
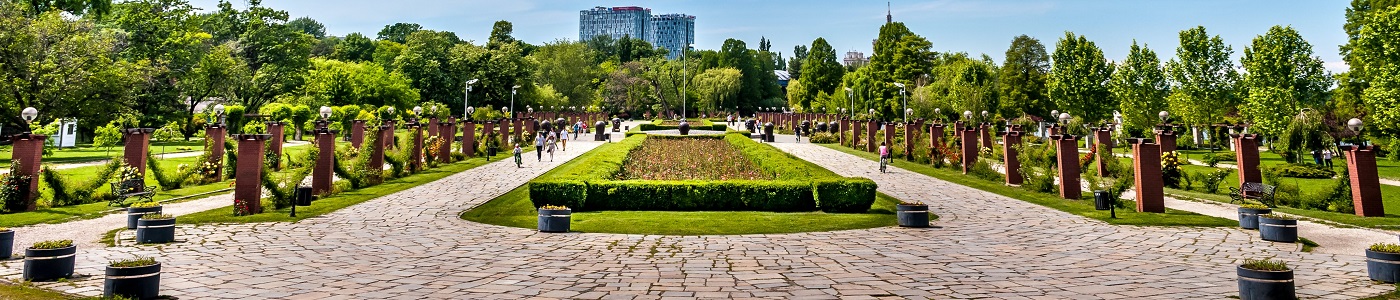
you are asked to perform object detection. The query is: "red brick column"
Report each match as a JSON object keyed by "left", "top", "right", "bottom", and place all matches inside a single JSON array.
[
  {"left": 499, "top": 119, "right": 510, "bottom": 148},
  {"left": 206, "top": 125, "right": 227, "bottom": 180},
  {"left": 409, "top": 122, "right": 424, "bottom": 172},
  {"left": 427, "top": 118, "right": 439, "bottom": 138},
  {"left": 979, "top": 123, "right": 993, "bottom": 152},
  {"left": 122, "top": 128, "right": 154, "bottom": 176},
  {"left": 1003, "top": 131, "right": 1023, "bottom": 185},
  {"left": 839, "top": 119, "right": 849, "bottom": 146},
  {"left": 1047, "top": 124, "right": 1061, "bottom": 137},
  {"left": 312, "top": 129, "right": 335, "bottom": 195},
  {"left": 267, "top": 122, "right": 284, "bottom": 169},
  {"left": 1232, "top": 134, "right": 1262, "bottom": 185},
  {"left": 370, "top": 125, "right": 390, "bottom": 184},
  {"left": 350, "top": 120, "right": 366, "bottom": 148},
  {"left": 235, "top": 134, "right": 271, "bottom": 214},
  {"left": 514, "top": 118, "right": 524, "bottom": 139},
  {"left": 1053, "top": 134, "right": 1082, "bottom": 200},
  {"left": 905, "top": 120, "right": 923, "bottom": 160},
  {"left": 929, "top": 124, "right": 945, "bottom": 161},
  {"left": 1130, "top": 138, "right": 1164, "bottom": 213},
  {"left": 960, "top": 128, "right": 978, "bottom": 174},
  {"left": 527, "top": 117, "right": 537, "bottom": 134},
  {"left": 1095, "top": 128, "right": 1113, "bottom": 176},
  {"left": 1156, "top": 130, "right": 1176, "bottom": 154},
  {"left": 1345, "top": 146, "right": 1385, "bottom": 217},
  {"left": 8, "top": 133, "right": 45, "bottom": 212},
  {"left": 438, "top": 121, "right": 454, "bottom": 162},
  {"left": 866, "top": 120, "right": 879, "bottom": 152},
  {"left": 384, "top": 120, "right": 396, "bottom": 150},
  {"left": 463, "top": 121, "right": 477, "bottom": 157},
  {"left": 883, "top": 122, "right": 895, "bottom": 154}
]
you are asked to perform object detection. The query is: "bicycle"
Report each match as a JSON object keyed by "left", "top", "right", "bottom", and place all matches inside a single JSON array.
[{"left": 879, "top": 156, "right": 888, "bottom": 173}]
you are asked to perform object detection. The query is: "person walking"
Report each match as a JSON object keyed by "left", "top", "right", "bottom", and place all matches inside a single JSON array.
[
  {"left": 559, "top": 126, "right": 568, "bottom": 152},
  {"left": 1312, "top": 149, "right": 1323, "bottom": 166},
  {"left": 1322, "top": 148, "right": 1334, "bottom": 169},
  {"left": 512, "top": 143, "right": 522, "bottom": 168},
  {"left": 546, "top": 130, "right": 558, "bottom": 162},
  {"left": 534, "top": 131, "right": 546, "bottom": 162}
]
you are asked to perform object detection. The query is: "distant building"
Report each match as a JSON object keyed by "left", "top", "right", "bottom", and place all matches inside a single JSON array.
[
  {"left": 843, "top": 51, "right": 868, "bottom": 68},
  {"left": 579, "top": 6, "right": 695, "bottom": 60}
]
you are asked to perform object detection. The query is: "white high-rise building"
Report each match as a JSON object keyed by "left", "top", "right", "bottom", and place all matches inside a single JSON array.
[{"left": 579, "top": 6, "right": 695, "bottom": 59}]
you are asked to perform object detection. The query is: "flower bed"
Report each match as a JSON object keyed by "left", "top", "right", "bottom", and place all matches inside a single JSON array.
[{"left": 615, "top": 137, "right": 772, "bottom": 181}]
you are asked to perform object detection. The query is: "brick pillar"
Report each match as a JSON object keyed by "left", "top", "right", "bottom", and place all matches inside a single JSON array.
[
  {"left": 1345, "top": 146, "right": 1385, "bottom": 217},
  {"left": 1003, "top": 131, "right": 1023, "bottom": 185},
  {"left": 1156, "top": 130, "right": 1177, "bottom": 154},
  {"left": 312, "top": 128, "right": 335, "bottom": 195},
  {"left": 1232, "top": 134, "right": 1262, "bottom": 185},
  {"left": 351, "top": 120, "right": 366, "bottom": 148},
  {"left": 235, "top": 134, "right": 271, "bottom": 214},
  {"left": 960, "top": 128, "right": 978, "bottom": 174},
  {"left": 370, "top": 125, "right": 390, "bottom": 184},
  {"left": 1095, "top": 128, "right": 1113, "bottom": 176},
  {"left": 866, "top": 120, "right": 879, "bottom": 152},
  {"left": 499, "top": 119, "right": 510, "bottom": 148},
  {"left": 514, "top": 118, "right": 524, "bottom": 139},
  {"left": 267, "top": 122, "right": 284, "bottom": 169},
  {"left": 427, "top": 118, "right": 439, "bottom": 137},
  {"left": 883, "top": 122, "right": 895, "bottom": 154},
  {"left": 408, "top": 122, "right": 424, "bottom": 172},
  {"left": 1047, "top": 124, "right": 1060, "bottom": 137},
  {"left": 905, "top": 120, "right": 922, "bottom": 160},
  {"left": 384, "top": 120, "right": 396, "bottom": 150},
  {"left": 206, "top": 125, "right": 227, "bottom": 180},
  {"left": 1054, "top": 134, "right": 1082, "bottom": 200},
  {"left": 463, "top": 121, "right": 477, "bottom": 157},
  {"left": 980, "top": 123, "right": 993, "bottom": 152},
  {"left": 122, "top": 128, "right": 154, "bottom": 176},
  {"left": 527, "top": 117, "right": 537, "bottom": 134},
  {"left": 438, "top": 121, "right": 454, "bottom": 162},
  {"left": 840, "top": 119, "right": 849, "bottom": 146},
  {"left": 8, "top": 133, "right": 44, "bottom": 212},
  {"left": 1130, "top": 138, "right": 1164, "bottom": 213},
  {"left": 929, "top": 124, "right": 945, "bottom": 161}
]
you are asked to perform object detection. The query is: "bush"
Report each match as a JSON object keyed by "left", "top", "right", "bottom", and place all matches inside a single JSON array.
[
  {"left": 585, "top": 180, "right": 816, "bottom": 212},
  {"left": 529, "top": 180, "right": 587, "bottom": 209},
  {"left": 1267, "top": 164, "right": 1336, "bottom": 179},
  {"left": 969, "top": 159, "right": 1002, "bottom": 182},
  {"left": 809, "top": 132, "right": 838, "bottom": 144},
  {"left": 815, "top": 178, "right": 877, "bottom": 213},
  {"left": 1161, "top": 152, "right": 1184, "bottom": 188},
  {"left": 1202, "top": 152, "right": 1235, "bottom": 167},
  {"left": 1202, "top": 169, "right": 1231, "bottom": 193}
]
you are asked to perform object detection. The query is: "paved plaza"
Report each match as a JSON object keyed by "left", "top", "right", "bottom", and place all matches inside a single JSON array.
[{"left": 0, "top": 134, "right": 1393, "bottom": 299}]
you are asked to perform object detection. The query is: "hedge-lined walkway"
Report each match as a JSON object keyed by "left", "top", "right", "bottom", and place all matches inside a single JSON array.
[{"left": 0, "top": 132, "right": 1390, "bottom": 299}]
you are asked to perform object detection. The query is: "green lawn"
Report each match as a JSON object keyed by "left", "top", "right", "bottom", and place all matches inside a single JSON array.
[
  {"left": 0, "top": 140, "right": 206, "bottom": 168},
  {"left": 1167, "top": 188, "right": 1400, "bottom": 229},
  {"left": 462, "top": 185, "right": 929, "bottom": 235},
  {"left": 0, "top": 282, "right": 83, "bottom": 300},
  {"left": 1177, "top": 148, "right": 1400, "bottom": 181},
  {"left": 1, "top": 182, "right": 229, "bottom": 228},
  {"left": 824, "top": 144, "right": 1237, "bottom": 227}
]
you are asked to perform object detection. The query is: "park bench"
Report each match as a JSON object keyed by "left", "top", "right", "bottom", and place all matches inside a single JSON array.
[
  {"left": 109, "top": 179, "right": 157, "bottom": 207},
  {"left": 1229, "top": 182, "right": 1276, "bottom": 207}
]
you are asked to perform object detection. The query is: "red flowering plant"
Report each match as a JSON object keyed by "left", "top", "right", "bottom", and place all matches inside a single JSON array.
[
  {"left": 615, "top": 138, "right": 773, "bottom": 180},
  {"left": 1080, "top": 144, "right": 1098, "bottom": 171}
]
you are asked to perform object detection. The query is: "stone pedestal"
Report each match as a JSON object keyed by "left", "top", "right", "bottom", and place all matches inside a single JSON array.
[
  {"left": 235, "top": 134, "right": 272, "bottom": 214},
  {"left": 312, "top": 129, "right": 336, "bottom": 195},
  {"left": 1047, "top": 124, "right": 1061, "bottom": 137},
  {"left": 1095, "top": 128, "right": 1113, "bottom": 176},
  {"left": 206, "top": 125, "right": 227, "bottom": 180},
  {"left": 980, "top": 123, "right": 993, "bottom": 152},
  {"left": 267, "top": 122, "right": 285, "bottom": 169},
  {"left": 1002, "top": 131, "right": 1023, "bottom": 185},
  {"left": 122, "top": 128, "right": 154, "bottom": 176},
  {"left": 1231, "top": 134, "right": 1262, "bottom": 186},
  {"left": 351, "top": 120, "right": 366, "bottom": 148},
  {"left": 1156, "top": 130, "right": 1176, "bottom": 154},
  {"left": 409, "top": 122, "right": 424, "bottom": 172},
  {"left": 499, "top": 119, "right": 511, "bottom": 148},
  {"left": 866, "top": 120, "right": 879, "bottom": 152},
  {"left": 929, "top": 124, "right": 945, "bottom": 160},
  {"left": 1130, "top": 138, "right": 1164, "bottom": 213},
  {"left": 463, "top": 121, "right": 477, "bottom": 157},
  {"left": 840, "top": 119, "right": 849, "bottom": 146},
  {"left": 370, "top": 126, "right": 390, "bottom": 184},
  {"left": 960, "top": 128, "right": 978, "bottom": 174},
  {"left": 438, "top": 121, "right": 455, "bottom": 162},
  {"left": 1053, "top": 135, "right": 1082, "bottom": 200},
  {"left": 8, "top": 133, "right": 45, "bottom": 212},
  {"left": 1345, "top": 146, "right": 1385, "bottom": 217},
  {"left": 384, "top": 120, "right": 397, "bottom": 150}
]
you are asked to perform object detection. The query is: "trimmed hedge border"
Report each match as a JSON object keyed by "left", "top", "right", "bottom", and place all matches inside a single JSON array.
[{"left": 529, "top": 133, "right": 876, "bottom": 212}]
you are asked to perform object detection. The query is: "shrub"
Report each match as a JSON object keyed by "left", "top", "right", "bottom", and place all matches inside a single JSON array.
[
  {"left": 42, "top": 158, "right": 121, "bottom": 206},
  {"left": 148, "top": 152, "right": 199, "bottom": 190},
  {"left": 1241, "top": 258, "right": 1290, "bottom": 271},
  {"left": 140, "top": 213, "right": 173, "bottom": 220},
  {"left": 1202, "top": 169, "right": 1231, "bottom": 193},
  {"left": 109, "top": 257, "right": 158, "bottom": 268},
  {"left": 1240, "top": 203, "right": 1269, "bottom": 209},
  {"left": 809, "top": 132, "right": 838, "bottom": 144},
  {"left": 1161, "top": 152, "right": 1183, "bottom": 188},
  {"left": 539, "top": 204, "right": 569, "bottom": 210},
  {"left": 1267, "top": 164, "right": 1336, "bottom": 179},
  {"left": 585, "top": 180, "right": 816, "bottom": 212},
  {"left": 815, "top": 178, "right": 877, "bottom": 213},
  {"left": 129, "top": 201, "right": 159, "bottom": 208},
  {"left": 969, "top": 159, "right": 1002, "bottom": 182},
  {"left": 1182, "top": 171, "right": 1199, "bottom": 191},
  {"left": 31, "top": 240, "right": 73, "bottom": 250},
  {"left": 1371, "top": 243, "right": 1400, "bottom": 254},
  {"left": 1259, "top": 213, "right": 1297, "bottom": 221},
  {"left": 1015, "top": 143, "right": 1057, "bottom": 194},
  {"left": 529, "top": 180, "right": 587, "bottom": 209}
]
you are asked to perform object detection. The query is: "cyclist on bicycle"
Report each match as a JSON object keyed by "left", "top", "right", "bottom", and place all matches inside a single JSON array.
[{"left": 878, "top": 142, "right": 890, "bottom": 172}]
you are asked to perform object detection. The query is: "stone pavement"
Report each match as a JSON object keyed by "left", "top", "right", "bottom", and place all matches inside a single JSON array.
[
  {"left": 6, "top": 191, "right": 234, "bottom": 252},
  {"left": 0, "top": 131, "right": 1391, "bottom": 299}
]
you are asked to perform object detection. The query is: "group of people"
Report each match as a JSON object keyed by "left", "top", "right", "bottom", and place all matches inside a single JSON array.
[
  {"left": 514, "top": 121, "right": 588, "bottom": 168},
  {"left": 1312, "top": 148, "right": 1336, "bottom": 168}
]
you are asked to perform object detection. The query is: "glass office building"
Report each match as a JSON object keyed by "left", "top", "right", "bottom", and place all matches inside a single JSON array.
[{"left": 580, "top": 6, "right": 695, "bottom": 59}]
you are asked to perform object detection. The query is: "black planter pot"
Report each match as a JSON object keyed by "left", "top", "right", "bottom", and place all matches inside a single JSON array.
[
  {"left": 104, "top": 263, "right": 161, "bottom": 300},
  {"left": 1093, "top": 191, "right": 1112, "bottom": 210},
  {"left": 126, "top": 206, "right": 162, "bottom": 230},
  {"left": 1258, "top": 217, "right": 1298, "bottom": 243},
  {"left": 0, "top": 230, "right": 12, "bottom": 260},
  {"left": 1238, "top": 207, "right": 1272, "bottom": 230},
  {"left": 537, "top": 208, "right": 572, "bottom": 233},
  {"left": 1237, "top": 266, "right": 1295, "bottom": 300},
  {"left": 295, "top": 186, "right": 313, "bottom": 206},
  {"left": 136, "top": 218, "right": 176, "bottom": 244},
  {"left": 896, "top": 204, "right": 930, "bottom": 228},
  {"left": 23, "top": 245, "right": 76, "bottom": 281},
  {"left": 487, "top": 147, "right": 498, "bottom": 157},
  {"left": 1368, "top": 249, "right": 1400, "bottom": 283}
]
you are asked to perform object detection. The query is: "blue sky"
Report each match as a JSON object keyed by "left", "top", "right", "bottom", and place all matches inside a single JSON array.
[{"left": 191, "top": 0, "right": 1351, "bottom": 72}]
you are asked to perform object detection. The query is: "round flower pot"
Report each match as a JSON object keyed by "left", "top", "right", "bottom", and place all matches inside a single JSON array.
[
  {"left": 1368, "top": 249, "right": 1400, "bottom": 283},
  {"left": 136, "top": 218, "right": 176, "bottom": 244},
  {"left": 1237, "top": 265, "right": 1295, "bottom": 300},
  {"left": 0, "top": 230, "right": 12, "bottom": 260},
  {"left": 23, "top": 245, "right": 76, "bottom": 282},
  {"left": 1093, "top": 191, "right": 1112, "bottom": 210},
  {"left": 537, "top": 208, "right": 572, "bottom": 233},
  {"left": 678, "top": 122, "right": 691, "bottom": 135},
  {"left": 896, "top": 204, "right": 930, "bottom": 228},
  {"left": 1237, "top": 207, "right": 1272, "bottom": 230},
  {"left": 1258, "top": 217, "right": 1298, "bottom": 243},
  {"left": 126, "top": 206, "right": 162, "bottom": 230},
  {"left": 104, "top": 262, "right": 161, "bottom": 300}
]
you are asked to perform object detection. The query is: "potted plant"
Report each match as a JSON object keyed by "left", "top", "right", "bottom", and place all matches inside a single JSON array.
[
  {"left": 1258, "top": 214, "right": 1298, "bottom": 243},
  {"left": 0, "top": 227, "right": 11, "bottom": 260},
  {"left": 1237, "top": 258, "right": 1294, "bottom": 300},
  {"left": 1368, "top": 243, "right": 1400, "bottom": 283},
  {"left": 104, "top": 256, "right": 161, "bottom": 300},
  {"left": 127, "top": 201, "right": 162, "bottom": 230},
  {"left": 896, "top": 201, "right": 930, "bottom": 228},
  {"left": 135, "top": 213, "right": 176, "bottom": 244},
  {"left": 23, "top": 239, "right": 75, "bottom": 281},
  {"left": 537, "top": 205, "right": 571, "bottom": 233},
  {"left": 1237, "top": 203, "right": 1271, "bottom": 230}
]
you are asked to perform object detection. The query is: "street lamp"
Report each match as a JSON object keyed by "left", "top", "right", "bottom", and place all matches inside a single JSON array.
[
  {"left": 893, "top": 83, "right": 907, "bottom": 122},
  {"left": 510, "top": 85, "right": 521, "bottom": 119},
  {"left": 1059, "top": 113, "right": 1072, "bottom": 126},
  {"left": 20, "top": 107, "right": 37, "bottom": 133},
  {"left": 981, "top": 110, "right": 989, "bottom": 122},
  {"left": 869, "top": 108, "right": 877, "bottom": 120},
  {"left": 213, "top": 104, "right": 226, "bottom": 126},
  {"left": 466, "top": 106, "right": 475, "bottom": 121},
  {"left": 464, "top": 79, "right": 478, "bottom": 118},
  {"left": 963, "top": 110, "right": 973, "bottom": 121},
  {"left": 412, "top": 106, "right": 423, "bottom": 122},
  {"left": 934, "top": 108, "right": 942, "bottom": 122},
  {"left": 319, "top": 106, "right": 332, "bottom": 121},
  {"left": 845, "top": 87, "right": 854, "bottom": 119},
  {"left": 1349, "top": 118, "right": 1366, "bottom": 146},
  {"left": 682, "top": 43, "right": 694, "bottom": 120}
]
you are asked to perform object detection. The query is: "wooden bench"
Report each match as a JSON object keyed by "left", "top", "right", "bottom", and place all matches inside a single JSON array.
[
  {"left": 1229, "top": 182, "right": 1277, "bottom": 207},
  {"left": 109, "top": 180, "right": 157, "bottom": 207}
]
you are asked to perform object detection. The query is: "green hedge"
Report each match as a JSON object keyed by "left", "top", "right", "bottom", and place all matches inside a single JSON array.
[
  {"left": 636, "top": 123, "right": 728, "bottom": 132},
  {"left": 528, "top": 180, "right": 587, "bottom": 209},
  {"left": 814, "top": 178, "right": 878, "bottom": 213},
  {"left": 585, "top": 180, "right": 815, "bottom": 211}
]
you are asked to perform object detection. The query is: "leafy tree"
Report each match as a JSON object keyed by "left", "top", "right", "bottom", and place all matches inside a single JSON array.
[
  {"left": 869, "top": 22, "right": 934, "bottom": 85},
  {"left": 488, "top": 20, "right": 517, "bottom": 50},
  {"left": 1110, "top": 41, "right": 1170, "bottom": 133},
  {"left": 376, "top": 22, "right": 421, "bottom": 43},
  {"left": 204, "top": 0, "right": 313, "bottom": 111},
  {"left": 1240, "top": 25, "right": 1333, "bottom": 137},
  {"left": 998, "top": 34, "right": 1051, "bottom": 118},
  {"left": 918, "top": 53, "right": 998, "bottom": 121},
  {"left": 531, "top": 40, "right": 601, "bottom": 107},
  {"left": 0, "top": 3, "right": 141, "bottom": 128},
  {"left": 600, "top": 61, "right": 654, "bottom": 114},
  {"left": 1356, "top": 6, "right": 1400, "bottom": 136},
  {"left": 796, "top": 38, "right": 845, "bottom": 110},
  {"left": 1166, "top": 26, "right": 1240, "bottom": 130},
  {"left": 16, "top": 0, "right": 109, "bottom": 16},
  {"left": 286, "top": 16, "right": 325, "bottom": 39},
  {"left": 332, "top": 32, "right": 376, "bottom": 62},
  {"left": 788, "top": 45, "right": 808, "bottom": 80},
  {"left": 1049, "top": 31, "right": 1115, "bottom": 122},
  {"left": 446, "top": 42, "right": 536, "bottom": 114},
  {"left": 178, "top": 44, "right": 246, "bottom": 139},
  {"left": 372, "top": 40, "right": 405, "bottom": 67},
  {"left": 394, "top": 30, "right": 457, "bottom": 104},
  {"left": 106, "top": 0, "right": 211, "bottom": 127},
  {"left": 93, "top": 121, "right": 122, "bottom": 157},
  {"left": 692, "top": 68, "right": 743, "bottom": 113},
  {"left": 641, "top": 57, "right": 688, "bottom": 114},
  {"left": 302, "top": 58, "right": 419, "bottom": 108}
]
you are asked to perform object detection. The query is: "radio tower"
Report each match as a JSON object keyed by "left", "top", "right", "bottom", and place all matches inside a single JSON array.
[{"left": 886, "top": 2, "right": 892, "bottom": 23}]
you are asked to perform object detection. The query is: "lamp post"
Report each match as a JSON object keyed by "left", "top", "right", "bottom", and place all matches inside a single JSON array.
[
  {"left": 510, "top": 85, "right": 521, "bottom": 119},
  {"left": 845, "top": 87, "right": 854, "bottom": 119},
  {"left": 213, "top": 104, "right": 226, "bottom": 127},
  {"left": 20, "top": 107, "right": 37, "bottom": 133},
  {"left": 1349, "top": 118, "right": 1366, "bottom": 146},
  {"left": 893, "top": 83, "right": 907, "bottom": 123},
  {"left": 682, "top": 43, "right": 694, "bottom": 120},
  {"left": 464, "top": 79, "right": 478, "bottom": 118},
  {"left": 934, "top": 108, "right": 942, "bottom": 123}
]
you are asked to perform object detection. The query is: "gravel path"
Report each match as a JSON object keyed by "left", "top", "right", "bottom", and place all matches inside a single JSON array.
[{"left": 5, "top": 192, "right": 234, "bottom": 253}]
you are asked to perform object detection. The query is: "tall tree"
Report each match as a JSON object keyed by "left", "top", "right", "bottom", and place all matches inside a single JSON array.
[
  {"left": 868, "top": 22, "right": 934, "bottom": 85},
  {"left": 1355, "top": 6, "right": 1400, "bottom": 136},
  {"left": 998, "top": 35, "right": 1051, "bottom": 118},
  {"left": 106, "top": 0, "right": 208, "bottom": 127},
  {"left": 1239, "top": 25, "right": 1333, "bottom": 137},
  {"left": 332, "top": 32, "right": 376, "bottom": 62},
  {"left": 788, "top": 45, "right": 808, "bottom": 80},
  {"left": 917, "top": 53, "right": 998, "bottom": 121},
  {"left": 1048, "top": 31, "right": 1114, "bottom": 122},
  {"left": 0, "top": 3, "right": 140, "bottom": 128},
  {"left": 693, "top": 68, "right": 743, "bottom": 113},
  {"left": 1110, "top": 41, "right": 1170, "bottom": 133},
  {"left": 205, "top": 0, "right": 313, "bottom": 111},
  {"left": 1165, "top": 26, "right": 1240, "bottom": 129},
  {"left": 376, "top": 22, "right": 421, "bottom": 43},
  {"left": 286, "top": 16, "right": 325, "bottom": 39},
  {"left": 301, "top": 58, "right": 418, "bottom": 108},
  {"left": 488, "top": 20, "right": 517, "bottom": 50},
  {"left": 794, "top": 37, "right": 844, "bottom": 109},
  {"left": 394, "top": 30, "right": 458, "bottom": 104},
  {"left": 178, "top": 44, "right": 246, "bottom": 138},
  {"left": 531, "top": 40, "right": 601, "bottom": 107},
  {"left": 17, "top": 0, "right": 109, "bottom": 16}
]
